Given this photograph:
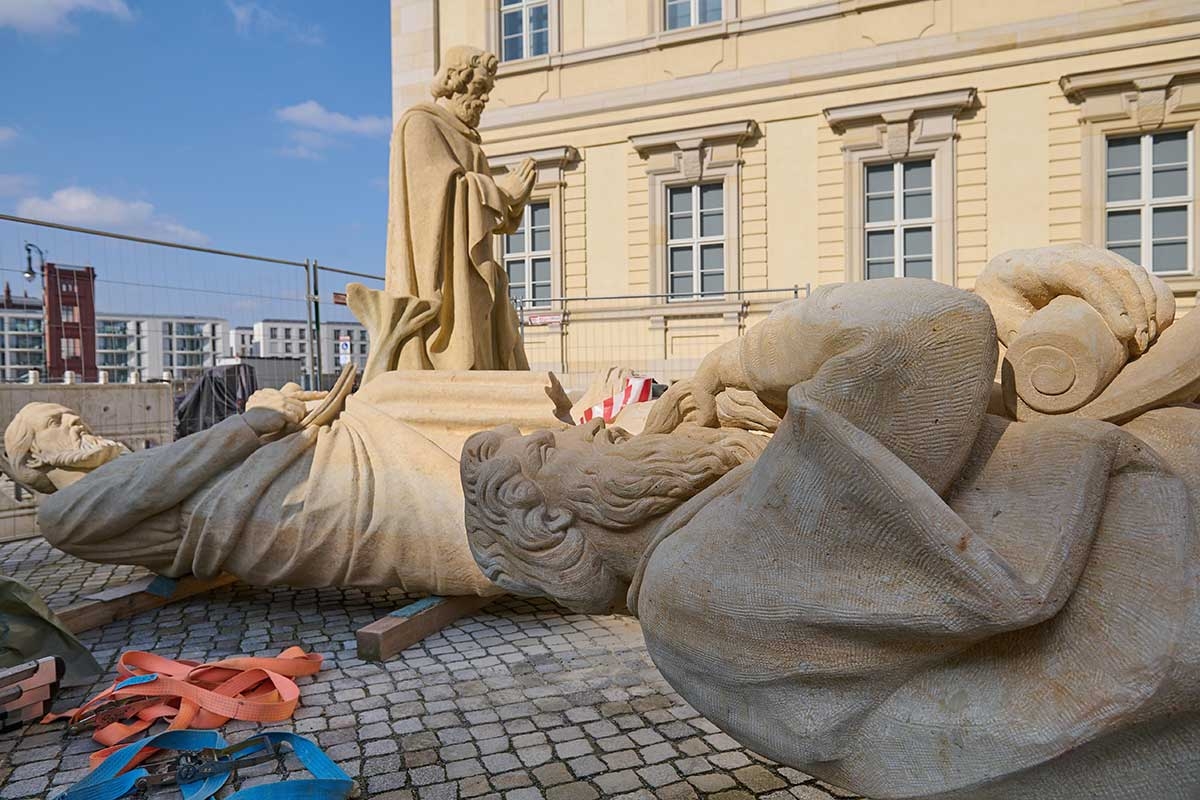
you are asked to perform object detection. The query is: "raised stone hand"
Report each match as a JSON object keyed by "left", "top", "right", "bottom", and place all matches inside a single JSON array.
[
  {"left": 975, "top": 243, "right": 1175, "bottom": 355},
  {"left": 244, "top": 387, "right": 311, "bottom": 437},
  {"left": 642, "top": 378, "right": 717, "bottom": 434},
  {"left": 497, "top": 157, "right": 536, "bottom": 207},
  {"left": 643, "top": 338, "right": 746, "bottom": 434}
]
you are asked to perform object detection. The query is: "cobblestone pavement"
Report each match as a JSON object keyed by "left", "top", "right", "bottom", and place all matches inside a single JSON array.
[
  {"left": 0, "top": 537, "right": 149, "bottom": 610},
  {"left": 0, "top": 571, "right": 861, "bottom": 800}
]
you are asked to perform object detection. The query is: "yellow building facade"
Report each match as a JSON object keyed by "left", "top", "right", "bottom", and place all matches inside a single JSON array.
[{"left": 390, "top": 0, "right": 1200, "bottom": 379}]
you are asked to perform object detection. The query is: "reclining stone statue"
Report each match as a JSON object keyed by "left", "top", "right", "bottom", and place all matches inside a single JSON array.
[
  {"left": 3, "top": 369, "right": 761, "bottom": 599},
  {"left": 463, "top": 245, "right": 1200, "bottom": 800},
  {"left": 3, "top": 376, "right": 512, "bottom": 595}
]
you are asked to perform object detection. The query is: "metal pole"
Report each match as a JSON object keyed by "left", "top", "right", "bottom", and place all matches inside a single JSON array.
[
  {"left": 303, "top": 259, "right": 316, "bottom": 390},
  {"left": 311, "top": 260, "right": 324, "bottom": 388}
]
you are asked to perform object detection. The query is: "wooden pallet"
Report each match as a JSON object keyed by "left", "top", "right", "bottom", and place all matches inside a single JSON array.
[
  {"left": 57, "top": 573, "right": 238, "bottom": 634},
  {"left": 356, "top": 594, "right": 497, "bottom": 662}
]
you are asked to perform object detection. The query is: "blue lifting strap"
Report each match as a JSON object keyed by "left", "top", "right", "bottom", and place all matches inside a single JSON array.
[
  {"left": 52, "top": 730, "right": 230, "bottom": 800},
  {"left": 52, "top": 730, "right": 355, "bottom": 800},
  {"left": 225, "top": 732, "right": 355, "bottom": 800}
]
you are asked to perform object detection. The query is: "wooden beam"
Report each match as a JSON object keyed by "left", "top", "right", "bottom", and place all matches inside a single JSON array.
[
  {"left": 357, "top": 594, "right": 497, "bottom": 662},
  {"left": 57, "top": 573, "right": 238, "bottom": 634}
]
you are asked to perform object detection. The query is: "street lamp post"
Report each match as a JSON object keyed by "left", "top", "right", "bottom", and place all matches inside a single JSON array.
[{"left": 23, "top": 242, "right": 45, "bottom": 281}]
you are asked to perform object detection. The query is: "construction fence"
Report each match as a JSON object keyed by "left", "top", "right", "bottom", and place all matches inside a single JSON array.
[{"left": 0, "top": 212, "right": 807, "bottom": 542}]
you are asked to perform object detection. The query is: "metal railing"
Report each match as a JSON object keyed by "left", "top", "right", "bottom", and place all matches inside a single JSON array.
[
  {"left": 512, "top": 283, "right": 810, "bottom": 382},
  {"left": 0, "top": 213, "right": 384, "bottom": 390}
]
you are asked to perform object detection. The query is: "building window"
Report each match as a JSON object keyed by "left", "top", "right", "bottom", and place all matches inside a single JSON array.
[
  {"left": 284, "top": 342, "right": 292, "bottom": 354},
  {"left": 666, "top": 183, "right": 725, "bottom": 299},
  {"left": 61, "top": 337, "right": 80, "bottom": 358},
  {"left": 862, "top": 159, "right": 934, "bottom": 279},
  {"left": 284, "top": 328, "right": 292, "bottom": 340},
  {"left": 1105, "top": 130, "right": 1193, "bottom": 274},
  {"left": 505, "top": 200, "right": 552, "bottom": 307},
  {"left": 62, "top": 305, "right": 77, "bottom": 323},
  {"left": 665, "top": 0, "right": 721, "bottom": 30},
  {"left": 269, "top": 327, "right": 278, "bottom": 339},
  {"left": 358, "top": 330, "right": 366, "bottom": 342},
  {"left": 500, "top": 0, "right": 549, "bottom": 62},
  {"left": 359, "top": 343, "right": 367, "bottom": 355},
  {"left": 299, "top": 341, "right": 306, "bottom": 354}
]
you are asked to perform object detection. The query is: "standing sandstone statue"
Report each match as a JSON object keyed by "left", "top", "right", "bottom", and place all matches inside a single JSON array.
[{"left": 380, "top": 45, "right": 534, "bottom": 373}]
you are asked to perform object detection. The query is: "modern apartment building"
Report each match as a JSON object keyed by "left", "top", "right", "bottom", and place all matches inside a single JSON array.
[
  {"left": 228, "top": 327, "right": 257, "bottom": 358},
  {"left": 391, "top": 0, "right": 1200, "bottom": 378},
  {"left": 0, "top": 285, "right": 46, "bottom": 383},
  {"left": 252, "top": 319, "right": 369, "bottom": 375},
  {"left": 94, "top": 314, "right": 227, "bottom": 384}
]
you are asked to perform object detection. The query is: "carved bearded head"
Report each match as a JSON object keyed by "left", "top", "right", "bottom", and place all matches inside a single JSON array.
[
  {"left": 4, "top": 403, "right": 127, "bottom": 493},
  {"left": 431, "top": 45, "right": 499, "bottom": 130},
  {"left": 462, "top": 418, "right": 767, "bottom": 613}
]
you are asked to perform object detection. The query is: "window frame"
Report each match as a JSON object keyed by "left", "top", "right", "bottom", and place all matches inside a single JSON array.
[
  {"left": 498, "top": 0, "right": 554, "bottom": 63},
  {"left": 1103, "top": 128, "right": 1194, "bottom": 276},
  {"left": 665, "top": 182, "right": 727, "bottom": 301},
  {"left": 504, "top": 199, "right": 554, "bottom": 309},
  {"left": 664, "top": 0, "right": 723, "bottom": 31},
  {"left": 862, "top": 159, "right": 936, "bottom": 280}
]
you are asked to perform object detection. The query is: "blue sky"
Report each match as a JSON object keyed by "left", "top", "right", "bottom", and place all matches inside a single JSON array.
[{"left": 0, "top": 0, "right": 391, "bottom": 324}]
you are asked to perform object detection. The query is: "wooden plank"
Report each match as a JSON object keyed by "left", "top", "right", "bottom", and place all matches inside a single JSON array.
[
  {"left": 57, "top": 573, "right": 239, "bottom": 634},
  {"left": 357, "top": 595, "right": 497, "bottom": 662}
]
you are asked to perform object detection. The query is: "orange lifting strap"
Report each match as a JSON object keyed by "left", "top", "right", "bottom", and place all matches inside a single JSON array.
[{"left": 44, "top": 647, "right": 322, "bottom": 768}]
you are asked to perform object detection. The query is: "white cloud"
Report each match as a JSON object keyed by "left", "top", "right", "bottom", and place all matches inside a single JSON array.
[
  {"left": 277, "top": 144, "right": 322, "bottom": 161},
  {"left": 227, "top": 1, "right": 322, "bottom": 45},
  {"left": 0, "top": 127, "right": 16, "bottom": 145},
  {"left": 0, "top": 0, "right": 131, "bottom": 34},
  {"left": 274, "top": 101, "right": 388, "bottom": 160},
  {"left": 276, "top": 101, "right": 389, "bottom": 136},
  {"left": 16, "top": 187, "right": 208, "bottom": 245},
  {"left": 0, "top": 174, "right": 35, "bottom": 197}
]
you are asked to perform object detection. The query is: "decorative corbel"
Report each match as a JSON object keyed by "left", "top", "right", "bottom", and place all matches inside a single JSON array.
[{"left": 881, "top": 110, "right": 914, "bottom": 158}]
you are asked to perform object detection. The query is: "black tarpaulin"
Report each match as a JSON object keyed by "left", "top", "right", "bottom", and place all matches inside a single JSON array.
[{"left": 174, "top": 364, "right": 257, "bottom": 439}]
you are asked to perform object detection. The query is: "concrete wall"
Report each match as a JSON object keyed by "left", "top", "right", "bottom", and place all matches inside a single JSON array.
[{"left": 0, "top": 383, "right": 173, "bottom": 542}]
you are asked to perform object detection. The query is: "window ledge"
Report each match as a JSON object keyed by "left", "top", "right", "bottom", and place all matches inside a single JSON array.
[{"left": 497, "top": 53, "right": 554, "bottom": 77}]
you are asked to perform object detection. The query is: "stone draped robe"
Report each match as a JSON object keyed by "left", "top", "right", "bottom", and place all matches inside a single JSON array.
[
  {"left": 384, "top": 101, "right": 529, "bottom": 371},
  {"left": 35, "top": 377, "right": 501, "bottom": 597},
  {"left": 627, "top": 284, "right": 1200, "bottom": 800}
]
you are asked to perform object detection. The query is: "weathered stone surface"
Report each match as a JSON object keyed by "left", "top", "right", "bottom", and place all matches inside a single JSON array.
[
  {"left": 465, "top": 253, "right": 1200, "bottom": 800},
  {"left": 7, "top": 370, "right": 567, "bottom": 596}
]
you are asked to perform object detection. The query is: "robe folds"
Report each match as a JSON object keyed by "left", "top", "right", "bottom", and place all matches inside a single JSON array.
[
  {"left": 627, "top": 281, "right": 1200, "bottom": 800},
  {"left": 384, "top": 101, "right": 528, "bottom": 371},
  {"left": 37, "top": 386, "right": 501, "bottom": 597}
]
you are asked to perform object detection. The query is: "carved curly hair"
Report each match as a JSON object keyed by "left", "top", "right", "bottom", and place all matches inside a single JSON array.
[
  {"left": 431, "top": 46, "right": 499, "bottom": 99},
  {"left": 461, "top": 423, "right": 766, "bottom": 613}
]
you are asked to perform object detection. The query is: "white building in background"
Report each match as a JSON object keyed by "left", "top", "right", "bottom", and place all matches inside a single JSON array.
[
  {"left": 228, "top": 327, "right": 257, "bottom": 358},
  {"left": 0, "top": 288, "right": 46, "bottom": 382},
  {"left": 252, "top": 319, "right": 368, "bottom": 375},
  {"left": 95, "top": 314, "right": 227, "bottom": 384}
]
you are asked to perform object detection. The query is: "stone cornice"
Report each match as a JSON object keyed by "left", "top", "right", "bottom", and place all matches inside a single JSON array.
[
  {"left": 628, "top": 120, "right": 759, "bottom": 154},
  {"left": 487, "top": 146, "right": 580, "bottom": 170},
  {"left": 1059, "top": 56, "right": 1200, "bottom": 100},
  {"left": 1060, "top": 56, "right": 1200, "bottom": 129},
  {"left": 487, "top": 146, "right": 580, "bottom": 187},
  {"left": 823, "top": 88, "right": 977, "bottom": 132}
]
